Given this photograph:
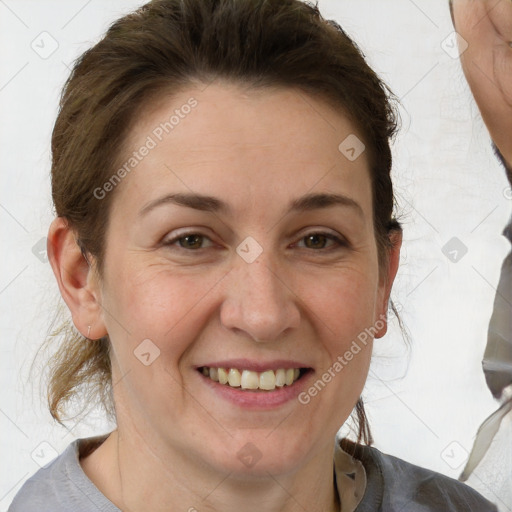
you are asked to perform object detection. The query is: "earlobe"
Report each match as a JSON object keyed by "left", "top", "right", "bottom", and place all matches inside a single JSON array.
[
  {"left": 47, "top": 217, "right": 107, "bottom": 340},
  {"left": 374, "top": 229, "right": 402, "bottom": 339}
]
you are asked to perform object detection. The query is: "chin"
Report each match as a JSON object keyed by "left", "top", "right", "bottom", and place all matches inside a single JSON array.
[{"left": 206, "top": 431, "right": 318, "bottom": 478}]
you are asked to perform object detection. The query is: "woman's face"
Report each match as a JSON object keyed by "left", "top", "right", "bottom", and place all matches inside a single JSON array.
[{"left": 92, "top": 82, "right": 399, "bottom": 476}]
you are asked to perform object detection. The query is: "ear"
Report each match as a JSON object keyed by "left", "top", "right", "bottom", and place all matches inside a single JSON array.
[
  {"left": 373, "top": 229, "right": 402, "bottom": 339},
  {"left": 47, "top": 217, "right": 107, "bottom": 340}
]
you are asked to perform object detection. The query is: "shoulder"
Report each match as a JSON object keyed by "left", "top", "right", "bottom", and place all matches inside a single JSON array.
[
  {"left": 341, "top": 439, "right": 499, "bottom": 512},
  {"left": 8, "top": 434, "right": 117, "bottom": 512}
]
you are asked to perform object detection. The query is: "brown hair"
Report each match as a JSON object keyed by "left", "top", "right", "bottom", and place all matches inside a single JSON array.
[{"left": 42, "top": 0, "right": 403, "bottom": 445}]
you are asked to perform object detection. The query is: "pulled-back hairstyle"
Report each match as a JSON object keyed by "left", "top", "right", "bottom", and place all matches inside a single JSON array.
[{"left": 42, "top": 0, "right": 403, "bottom": 446}]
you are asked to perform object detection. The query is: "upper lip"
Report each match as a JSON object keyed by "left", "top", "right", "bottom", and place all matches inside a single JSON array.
[{"left": 196, "top": 359, "right": 312, "bottom": 372}]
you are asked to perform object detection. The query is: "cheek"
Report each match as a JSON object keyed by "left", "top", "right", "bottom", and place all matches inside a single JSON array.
[
  {"left": 105, "top": 263, "right": 215, "bottom": 335},
  {"left": 302, "top": 259, "right": 379, "bottom": 323},
  {"left": 297, "top": 276, "right": 374, "bottom": 432},
  {"left": 101, "top": 267, "right": 219, "bottom": 414},
  {"left": 292, "top": 263, "right": 379, "bottom": 383},
  {"left": 101, "top": 264, "right": 220, "bottom": 381}
]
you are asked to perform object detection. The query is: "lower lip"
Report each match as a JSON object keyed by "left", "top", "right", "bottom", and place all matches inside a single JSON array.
[{"left": 198, "top": 370, "right": 313, "bottom": 409}]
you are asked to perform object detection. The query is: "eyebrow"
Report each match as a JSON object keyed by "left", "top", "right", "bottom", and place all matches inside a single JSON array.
[{"left": 138, "top": 191, "right": 365, "bottom": 219}]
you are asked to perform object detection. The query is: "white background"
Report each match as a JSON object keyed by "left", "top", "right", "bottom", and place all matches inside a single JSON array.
[{"left": 1, "top": 0, "right": 511, "bottom": 510}]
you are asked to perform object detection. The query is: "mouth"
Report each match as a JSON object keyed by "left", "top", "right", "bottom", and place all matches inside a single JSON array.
[{"left": 198, "top": 366, "right": 311, "bottom": 392}]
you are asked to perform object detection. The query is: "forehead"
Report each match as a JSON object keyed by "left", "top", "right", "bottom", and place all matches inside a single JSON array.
[
  {"left": 129, "top": 82, "right": 362, "bottom": 156},
  {"left": 115, "top": 82, "right": 372, "bottom": 220}
]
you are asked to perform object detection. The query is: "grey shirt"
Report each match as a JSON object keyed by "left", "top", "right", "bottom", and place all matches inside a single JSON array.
[{"left": 8, "top": 434, "right": 498, "bottom": 511}]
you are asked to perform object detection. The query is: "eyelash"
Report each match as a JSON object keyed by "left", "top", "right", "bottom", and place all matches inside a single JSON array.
[{"left": 162, "top": 231, "right": 348, "bottom": 253}]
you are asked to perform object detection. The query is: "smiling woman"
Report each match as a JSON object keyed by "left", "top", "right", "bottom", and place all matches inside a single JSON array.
[{"left": 8, "top": 0, "right": 499, "bottom": 511}]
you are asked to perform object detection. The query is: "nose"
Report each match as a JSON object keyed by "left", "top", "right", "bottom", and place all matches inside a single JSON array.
[{"left": 220, "top": 250, "right": 301, "bottom": 343}]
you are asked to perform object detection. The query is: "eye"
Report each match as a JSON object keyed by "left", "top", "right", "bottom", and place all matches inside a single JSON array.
[
  {"left": 162, "top": 230, "right": 348, "bottom": 253},
  {"left": 162, "top": 232, "right": 214, "bottom": 250},
  {"left": 295, "top": 231, "right": 348, "bottom": 251}
]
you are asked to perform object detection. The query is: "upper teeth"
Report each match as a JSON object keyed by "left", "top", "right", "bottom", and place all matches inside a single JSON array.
[{"left": 201, "top": 367, "right": 301, "bottom": 390}]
